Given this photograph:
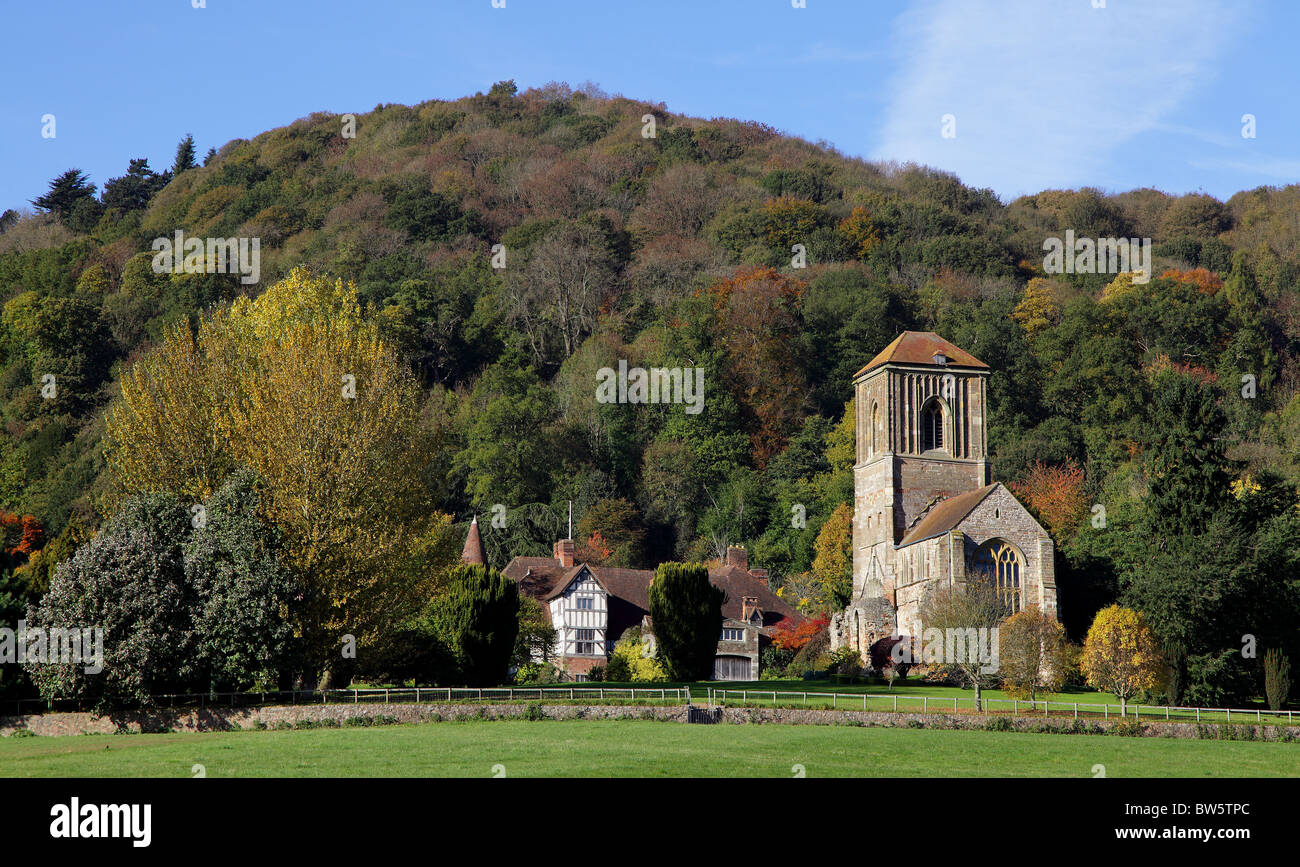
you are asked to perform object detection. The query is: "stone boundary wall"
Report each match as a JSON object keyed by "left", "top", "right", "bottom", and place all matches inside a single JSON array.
[{"left": 3, "top": 703, "right": 1297, "bottom": 741}]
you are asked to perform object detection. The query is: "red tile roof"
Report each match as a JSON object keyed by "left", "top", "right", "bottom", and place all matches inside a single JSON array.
[
  {"left": 856, "top": 331, "right": 988, "bottom": 377},
  {"left": 502, "top": 556, "right": 807, "bottom": 632},
  {"left": 897, "top": 484, "right": 998, "bottom": 546},
  {"left": 460, "top": 516, "right": 487, "bottom": 565}
]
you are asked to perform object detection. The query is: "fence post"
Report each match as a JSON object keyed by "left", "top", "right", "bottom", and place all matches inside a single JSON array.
[
  {"left": 832, "top": 693, "right": 836, "bottom": 709},
  {"left": 923, "top": 696, "right": 928, "bottom": 714},
  {"left": 893, "top": 695, "right": 898, "bottom": 712},
  {"left": 1165, "top": 706, "right": 1169, "bottom": 720},
  {"left": 1196, "top": 707, "right": 1200, "bottom": 722},
  {"left": 1073, "top": 703, "right": 1078, "bottom": 719},
  {"left": 1013, "top": 699, "right": 1017, "bottom": 715},
  {"left": 1104, "top": 704, "right": 1107, "bottom": 719},
  {"left": 1226, "top": 708, "right": 1230, "bottom": 722}
]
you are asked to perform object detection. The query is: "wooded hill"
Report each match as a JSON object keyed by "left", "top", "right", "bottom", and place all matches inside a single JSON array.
[{"left": 2, "top": 80, "right": 1300, "bottom": 703}]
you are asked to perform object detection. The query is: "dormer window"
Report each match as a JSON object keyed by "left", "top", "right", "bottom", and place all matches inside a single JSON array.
[{"left": 933, "top": 350, "right": 947, "bottom": 365}]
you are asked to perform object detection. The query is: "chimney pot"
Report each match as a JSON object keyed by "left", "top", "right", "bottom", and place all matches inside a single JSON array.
[{"left": 725, "top": 545, "right": 748, "bottom": 572}]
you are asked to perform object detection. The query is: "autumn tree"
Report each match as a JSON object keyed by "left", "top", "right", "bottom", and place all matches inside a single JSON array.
[
  {"left": 704, "top": 267, "right": 807, "bottom": 465},
  {"left": 998, "top": 605, "right": 1068, "bottom": 700},
  {"left": 811, "top": 502, "right": 853, "bottom": 608},
  {"left": 1011, "top": 277, "right": 1062, "bottom": 340},
  {"left": 104, "top": 268, "right": 456, "bottom": 680},
  {"left": 576, "top": 497, "right": 645, "bottom": 568},
  {"left": 838, "top": 206, "right": 879, "bottom": 259},
  {"left": 1009, "top": 459, "right": 1088, "bottom": 540},
  {"left": 1080, "top": 605, "right": 1164, "bottom": 714}
]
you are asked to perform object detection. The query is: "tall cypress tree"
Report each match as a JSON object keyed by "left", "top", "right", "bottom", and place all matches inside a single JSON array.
[
  {"left": 647, "top": 562, "right": 724, "bottom": 680},
  {"left": 430, "top": 563, "right": 519, "bottom": 686}
]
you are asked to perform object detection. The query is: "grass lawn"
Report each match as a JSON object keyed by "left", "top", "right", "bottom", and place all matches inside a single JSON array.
[{"left": 3, "top": 719, "right": 1297, "bottom": 777}]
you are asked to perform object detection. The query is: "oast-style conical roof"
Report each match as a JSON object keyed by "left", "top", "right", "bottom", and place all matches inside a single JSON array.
[
  {"left": 855, "top": 331, "right": 989, "bottom": 377},
  {"left": 461, "top": 515, "right": 488, "bottom": 566}
]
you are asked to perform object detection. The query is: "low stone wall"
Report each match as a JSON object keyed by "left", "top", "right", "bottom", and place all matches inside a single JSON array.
[
  {"left": 0, "top": 703, "right": 687, "bottom": 736},
  {"left": 2, "top": 702, "right": 1296, "bottom": 741}
]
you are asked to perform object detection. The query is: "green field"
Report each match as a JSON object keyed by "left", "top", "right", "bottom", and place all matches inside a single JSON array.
[{"left": 3, "top": 719, "right": 1297, "bottom": 777}]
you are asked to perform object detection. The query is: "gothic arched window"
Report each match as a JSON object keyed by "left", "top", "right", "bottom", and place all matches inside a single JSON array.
[
  {"left": 870, "top": 402, "right": 879, "bottom": 456},
  {"left": 921, "top": 400, "right": 945, "bottom": 452},
  {"left": 970, "top": 540, "right": 1023, "bottom": 613}
]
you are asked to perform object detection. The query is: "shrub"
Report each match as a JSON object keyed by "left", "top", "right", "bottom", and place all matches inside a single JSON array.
[
  {"left": 984, "top": 716, "right": 1013, "bottom": 732},
  {"left": 1112, "top": 718, "right": 1144, "bottom": 737},
  {"left": 521, "top": 701, "right": 546, "bottom": 721},
  {"left": 826, "top": 646, "right": 863, "bottom": 677},
  {"left": 515, "top": 662, "right": 560, "bottom": 685},
  {"left": 587, "top": 665, "right": 605, "bottom": 683}
]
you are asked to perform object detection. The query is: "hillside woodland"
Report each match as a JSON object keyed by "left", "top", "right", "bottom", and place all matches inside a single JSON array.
[{"left": 3, "top": 80, "right": 1299, "bottom": 704}]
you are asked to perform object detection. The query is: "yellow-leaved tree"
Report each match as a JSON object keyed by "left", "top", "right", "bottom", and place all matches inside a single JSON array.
[
  {"left": 1080, "top": 605, "right": 1165, "bottom": 715},
  {"left": 105, "top": 267, "right": 459, "bottom": 683},
  {"left": 812, "top": 502, "right": 854, "bottom": 608}
]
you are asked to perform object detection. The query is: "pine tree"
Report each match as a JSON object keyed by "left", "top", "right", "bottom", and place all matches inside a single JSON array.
[
  {"left": 30, "top": 169, "right": 97, "bottom": 222},
  {"left": 172, "top": 134, "right": 198, "bottom": 176}
]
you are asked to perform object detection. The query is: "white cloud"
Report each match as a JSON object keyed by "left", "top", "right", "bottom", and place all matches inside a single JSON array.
[{"left": 872, "top": 0, "right": 1239, "bottom": 198}]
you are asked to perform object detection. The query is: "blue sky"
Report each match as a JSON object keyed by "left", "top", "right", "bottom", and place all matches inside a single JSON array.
[{"left": 1, "top": 0, "right": 1295, "bottom": 212}]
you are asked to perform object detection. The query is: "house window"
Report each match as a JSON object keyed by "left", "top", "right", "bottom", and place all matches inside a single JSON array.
[
  {"left": 970, "top": 539, "right": 1023, "bottom": 613},
  {"left": 922, "top": 400, "right": 944, "bottom": 452},
  {"left": 574, "top": 628, "right": 595, "bottom": 655},
  {"left": 721, "top": 628, "right": 745, "bottom": 642},
  {"left": 575, "top": 596, "right": 593, "bottom": 610}
]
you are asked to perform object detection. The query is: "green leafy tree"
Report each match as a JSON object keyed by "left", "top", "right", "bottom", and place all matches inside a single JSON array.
[
  {"left": 24, "top": 495, "right": 197, "bottom": 710},
  {"left": 184, "top": 469, "right": 307, "bottom": 692},
  {"left": 513, "top": 596, "right": 556, "bottom": 668},
  {"left": 647, "top": 562, "right": 724, "bottom": 680}
]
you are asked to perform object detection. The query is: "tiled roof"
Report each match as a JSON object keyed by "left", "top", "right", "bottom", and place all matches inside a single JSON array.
[
  {"left": 856, "top": 331, "right": 988, "bottom": 377},
  {"left": 897, "top": 484, "right": 998, "bottom": 547},
  {"left": 707, "top": 564, "right": 804, "bottom": 629},
  {"left": 502, "top": 556, "right": 807, "bottom": 631},
  {"left": 460, "top": 516, "right": 488, "bottom": 565}
]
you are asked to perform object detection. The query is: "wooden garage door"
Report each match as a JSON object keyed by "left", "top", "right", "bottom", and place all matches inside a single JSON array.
[{"left": 714, "top": 655, "right": 752, "bottom": 681}]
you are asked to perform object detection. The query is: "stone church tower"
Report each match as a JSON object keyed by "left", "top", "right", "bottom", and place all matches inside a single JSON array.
[{"left": 831, "top": 332, "right": 1058, "bottom": 661}]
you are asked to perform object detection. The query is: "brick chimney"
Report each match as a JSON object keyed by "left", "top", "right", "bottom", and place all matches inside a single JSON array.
[
  {"left": 725, "top": 545, "right": 748, "bottom": 571},
  {"left": 553, "top": 538, "right": 575, "bottom": 568},
  {"left": 741, "top": 596, "right": 761, "bottom": 622},
  {"left": 749, "top": 567, "right": 768, "bottom": 586}
]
